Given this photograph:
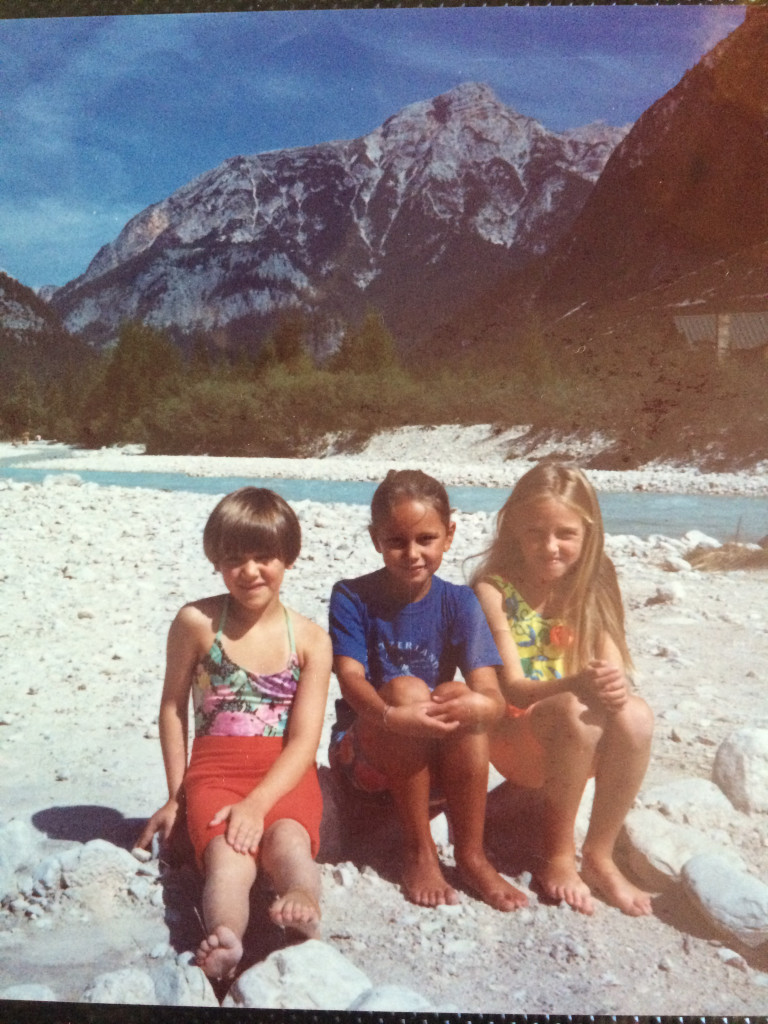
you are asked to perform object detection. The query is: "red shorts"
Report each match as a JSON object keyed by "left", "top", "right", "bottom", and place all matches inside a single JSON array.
[
  {"left": 328, "top": 723, "right": 445, "bottom": 808},
  {"left": 184, "top": 735, "right": 322, "bottom": 870},
  {"left": 329, "top": 725, "right": 390, "bottom": 796}
]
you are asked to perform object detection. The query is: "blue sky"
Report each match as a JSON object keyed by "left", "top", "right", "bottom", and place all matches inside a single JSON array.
[{"left": 0, "top": 5, "right": 745, "bottom": 290}]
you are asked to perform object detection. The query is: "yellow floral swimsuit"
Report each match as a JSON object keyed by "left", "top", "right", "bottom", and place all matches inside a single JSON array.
[{"left": 487, "top": 575, "right": 572, "bottom": 681}]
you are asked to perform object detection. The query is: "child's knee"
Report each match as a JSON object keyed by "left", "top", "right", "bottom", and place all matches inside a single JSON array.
[
  {"left": 432, "top": 679, "right": 468, "bottom": 702},
  {"left": 621, "top": 694, "right": 654, "bottom": 744},
  {"left": 534, "top": 690, "right": 585, "bottom": 727},
  {"left": 262, "top": 818, "right": 312, "bottom": 855},
  {"left": 382, "top": 674, "right": 431, "bottom": 703},
  {"left": 531, "top": 691, "right": 596, "bottom": 744}
]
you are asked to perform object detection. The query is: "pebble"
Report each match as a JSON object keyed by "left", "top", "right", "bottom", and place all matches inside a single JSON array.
[{"left": 716, "top": 947, "right": 748, "bottom": 971}]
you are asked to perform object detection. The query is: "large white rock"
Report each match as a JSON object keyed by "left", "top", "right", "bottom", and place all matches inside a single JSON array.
[
  {"left": 682, "top": 853, "right": 768, "bottom": 948},
  {"left": 222, "top": 939, "right": 372, "bottom": 1010},
  {"left": 82, "top": 967, "right": 157, "bottom": 1004},
  {"left": 349, "top": 984, "right": 438, "bottom": 1011},
  {"left": 645, "top": 581, "right": 686, "bottom": 606},
  {"left": 713, "top": 728, "right": 768, "bottom": 813},
  {"left": 152, "top": 953, "right": 219, "bottom": 1007},
  {"left": 42, "top": 472, "right": 83, "bottom": 488},
  {"left": 683, "top": 530, "right": 721, "bottom": 550},
  {"left": 0, "top": 820, "right": 43, "bottom": 901},
  {"left": 0, "top": 984, "right": 57, "bottom": 1001},
  {"left": 622, "top": 808, "right": 743, "bottom": 890},
  {"left": 60, "top": 839, "right": 139, "bottom": 889},
  {"left": 638, "top": 778, "right": 740, "bottom": 830}
]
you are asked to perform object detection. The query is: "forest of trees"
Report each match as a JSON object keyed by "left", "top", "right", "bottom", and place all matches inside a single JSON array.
[{"left": 1, "top": 306, "right": 766, "bottom": 468}]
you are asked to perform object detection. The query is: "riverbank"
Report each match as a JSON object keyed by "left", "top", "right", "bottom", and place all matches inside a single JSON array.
[
  {"left": 2, "top": 424, "right": 768, "bottom": 495},
  {"left": 1, "top": 436, "right": 768, "bottom": 1013}
]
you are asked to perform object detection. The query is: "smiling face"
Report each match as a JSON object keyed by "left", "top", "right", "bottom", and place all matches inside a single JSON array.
[
  {"left": 217, "top": 551, "right": 288, "bottom": 614},
  {"left": 512, "top": 496, "right": 586, "bottom": 588},
  {"left": 370, "top": 499, "right": 455, "bottom": 602}
]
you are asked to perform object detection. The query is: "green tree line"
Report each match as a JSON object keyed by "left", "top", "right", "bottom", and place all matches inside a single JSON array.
[{"left": 1, "top": 308, "right": 765, "bottom": 467}]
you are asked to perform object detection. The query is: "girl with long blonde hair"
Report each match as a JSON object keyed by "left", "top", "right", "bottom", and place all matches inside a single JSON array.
[{"left": 473, "top": 462, "right": 654, "bottom": 916}]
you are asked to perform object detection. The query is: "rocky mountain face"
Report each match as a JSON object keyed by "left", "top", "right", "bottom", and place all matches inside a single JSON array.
[
  {"left": 0, "top": 272, "right": 85, "bottom": 388},
  {"left": 50, "top": 82, "right": 628, "bottom": 350},
  {"left": 537, "top": 8, "right": 768, "bottom": 314},
  {"left": 1, "top": 273, "right": 62, "bottom": 338}
]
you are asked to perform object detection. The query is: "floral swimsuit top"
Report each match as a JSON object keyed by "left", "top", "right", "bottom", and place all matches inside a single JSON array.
[
  {"left": 486, "top": 575, "right": 573, "bottom": 682},
  {"left": 192, "top": 596, "right": 300, "bottom": 738}
]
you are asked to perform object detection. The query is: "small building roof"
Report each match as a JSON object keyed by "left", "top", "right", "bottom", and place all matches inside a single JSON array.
[{"left": 674, "top": 312, "right": 768, "bottom": 350}]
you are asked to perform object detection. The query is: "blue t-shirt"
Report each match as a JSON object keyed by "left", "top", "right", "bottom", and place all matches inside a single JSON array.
[{"left": 329, "top": 569, "right": 501, "bottom": 739}]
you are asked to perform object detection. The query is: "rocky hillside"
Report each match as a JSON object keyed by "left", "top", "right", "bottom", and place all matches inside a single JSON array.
[
  {"left": 434, "top": 11, "right": 767, "bottom": 369},
  {"left": 0, "top": 272, "right": 85, "bottom": 388},
  {"left": 50, "top": 83, "right": 627, "bottom": 350},
  {"left": 538, "top": 7, "right": 768, "bottom": 314},
  {"left": 0, "top": 272, "right": 63, "bottom": 339}
]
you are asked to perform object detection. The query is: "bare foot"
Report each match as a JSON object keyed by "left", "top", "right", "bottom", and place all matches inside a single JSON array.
[
  {"left": 195, "top": 924, "right": 243, "bottom": 981},
  {"left": 535, "top": 853, "right": 594, "bottom": 915},
  {"left": 402, "top": 845, "right": 459, "bottom": 907},
  {"left": 456, "top": 851, "right": 528, "bottom": 911},
  {"left": 581, "top": 851, "right": 653, "bottom": 916},
  {"left": 269, "top": 887, "right": 322, "bottom": 939}
]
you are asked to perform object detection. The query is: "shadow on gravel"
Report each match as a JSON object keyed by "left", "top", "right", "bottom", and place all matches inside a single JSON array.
[
  {"left": 33, "top": 804, "right": 146, "bottom": 849},
  {"left": 317, "top": 764, "right": 403, "bottom": 882},
  {"left": 484, "top": 781, "right": 542, "bottom": 878},
  {"left": 317, "top": 768, "right": 538, "bottom": 886}
]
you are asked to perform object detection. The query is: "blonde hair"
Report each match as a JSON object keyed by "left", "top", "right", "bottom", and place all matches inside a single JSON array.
[
  {"left": 203, "top": 487, "right": 301, "bottom": 567},
  {"left": 471, "top": 462, "right": 632, "bottom": 673}
]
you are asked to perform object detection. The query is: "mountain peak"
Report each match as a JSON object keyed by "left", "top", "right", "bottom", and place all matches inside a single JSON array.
[{"left": 51, "top": 83, "right": 624, "bottom": 347}]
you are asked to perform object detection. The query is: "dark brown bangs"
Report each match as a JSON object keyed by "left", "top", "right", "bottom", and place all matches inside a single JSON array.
[{"left": 203, "top": 487, "right": 301, "bottom": 567}]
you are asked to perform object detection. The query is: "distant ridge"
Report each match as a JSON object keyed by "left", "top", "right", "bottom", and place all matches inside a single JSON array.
[{"left": 50, "top": 82, "right": 627, "bottom": 350}]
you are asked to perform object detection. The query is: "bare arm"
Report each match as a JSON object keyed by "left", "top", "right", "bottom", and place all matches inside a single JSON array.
[
  {"left": 429, "top": 664, "right": 506, "bottom": 731},
  {"left": 136, "top": 604, "right": 201, "bottom": 848},
  {"left": 334, "top": 654, "right": 459, "bottom": 738}
]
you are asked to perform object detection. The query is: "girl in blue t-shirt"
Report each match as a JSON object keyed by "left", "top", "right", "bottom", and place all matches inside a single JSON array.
[{"left": 329, "top": 468, "right": 527, "bottom": 912}]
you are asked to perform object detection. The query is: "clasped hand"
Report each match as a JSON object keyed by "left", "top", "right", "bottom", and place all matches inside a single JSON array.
[
  {"left": 383, "top": 701, "right": 461, "bottom": 737},
  {"left": 209, "top": 795, "right": 266, "bottom": 855},
  {"left": 428, "top": 682, "right": 499, "bottom": 732},
  {"left": 577, "top": 660, "right": 628, "bottom": 711}
]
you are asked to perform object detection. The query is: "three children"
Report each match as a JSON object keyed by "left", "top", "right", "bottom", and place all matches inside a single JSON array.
[{"left": 140, "top": 462, "right": 653, "bottom": 983}]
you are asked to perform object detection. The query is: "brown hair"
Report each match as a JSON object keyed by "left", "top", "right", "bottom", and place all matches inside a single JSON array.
[
  {"left": 203, "top": 487, "right": 301, "bottom": 567},
  {"left": 370, "top": 469, "right": 452, "bottom": 533},
  {"left": 471, "top": 462, "right": 632, "bottom": 673}
]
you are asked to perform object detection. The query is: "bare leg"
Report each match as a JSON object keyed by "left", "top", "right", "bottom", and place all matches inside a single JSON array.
[
  {"left": 196, "top": 836, "right": 257, "bottom": 981},
  {"left": 581, "top": 694, "right": 654, "bottom": 916},
  {"left": 437, "top": 704, "right": 527, "bottom": 912},
  {"left": 260, "top": 818, "right": 321, "bottom": 939},
  {"left": 493, "top": 692, "right": 599, "bottom": 914},
  {"left": 357, "top": 675, "right": 458, "bottom": 907}
]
